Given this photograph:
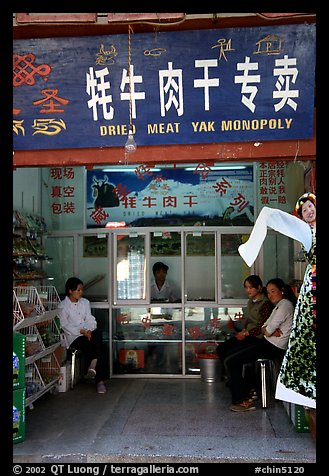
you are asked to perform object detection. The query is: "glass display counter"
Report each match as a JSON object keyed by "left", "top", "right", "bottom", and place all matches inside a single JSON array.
[{"left": 112, "top": 305, "right": 246, "bottom": 376}]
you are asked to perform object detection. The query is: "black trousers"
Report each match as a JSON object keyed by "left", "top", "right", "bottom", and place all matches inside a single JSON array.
[
  {"left": 224, "top": 338, "right": 286, "bottom": 404},
  {"left": 71, "top": 328, "right": 106, "bottom": 383},
  {"left": 217, "top": 335, "right": 260, "bottom": 361},
  {"left": 217, "top": 335, "right": 261, "bottom": 382}
]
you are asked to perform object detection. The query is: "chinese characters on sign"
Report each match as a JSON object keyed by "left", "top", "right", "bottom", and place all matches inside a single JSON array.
[
  {"left": 42, "top": 162, "right": 291, "bottom": 229},
  {"left": 13, "top": 24, "right": 315, "bottom": 150},
  {"left": 86, "top": 164, "right": 254, "bottom": 228},
  {"left": 258, "top": 161, "right": 288, "bottom": 207},
  {"left": 48, "top": 167, "right": 76, "bottom": 216}
]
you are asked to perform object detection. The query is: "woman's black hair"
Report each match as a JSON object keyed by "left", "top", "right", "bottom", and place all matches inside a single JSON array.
[
  {"left": 152, "top": 261, "right": 169, "bottom": 276},
  {"left": 65, "top": 277, "right": 83, "bottom": 296},
  {"left": 243, "top": 274, "right": 263, "bottom": 290},
  {"left": 266, "top": 278, "right": 297, "bottom": 307}
]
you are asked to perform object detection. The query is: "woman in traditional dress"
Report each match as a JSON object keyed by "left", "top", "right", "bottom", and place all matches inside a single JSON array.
[
  {"left": 238, "top": 192, "right": 316, "bottom": 409},
  {"left": 275, "top": 193, "right": 316, "bottom": 408}
]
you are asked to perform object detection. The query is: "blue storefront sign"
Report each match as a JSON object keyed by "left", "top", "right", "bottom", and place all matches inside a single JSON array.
[{"left": 13, "top": 23, "right": 315, "bottom": 150}]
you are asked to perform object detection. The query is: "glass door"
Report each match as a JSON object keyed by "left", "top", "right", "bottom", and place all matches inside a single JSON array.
[
  {"left": 77, "top": 233, "right": 109, "bottom": 301},
  {"left": 43, "top": 236, "right": 74, "bottom": 295},
  {"left": 113, "top": 232, "right": 148, "bottom": 304},
  {"left": 185, "top": 232, "right": 216, "bottom": 303},
  {"left": 220, "top": 232, "right": 251, "bottom": 299}
]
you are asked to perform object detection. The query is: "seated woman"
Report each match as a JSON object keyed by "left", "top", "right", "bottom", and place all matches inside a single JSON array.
[
  {"left": 226, "top": 278, "right": 297, "bottom": 412},
  {"left": 58, "top": 276, "right": 107, "bottom": 394},
  {"left": 217, "top": 275, "right": 273, "bottom": 365}
]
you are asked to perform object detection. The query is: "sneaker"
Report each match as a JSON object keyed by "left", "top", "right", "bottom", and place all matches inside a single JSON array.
[
  {"left": 96, "top": 382, "right": 106, "bottom": 394},
  {"left": 249, "top": 390, "right": 258, "bottom": 401},
  {"left": 85, "top": 368, "right": 96, "bottom": 379},
  {"left": 229, "top": 400, "right": 256, "bottom": 412}
]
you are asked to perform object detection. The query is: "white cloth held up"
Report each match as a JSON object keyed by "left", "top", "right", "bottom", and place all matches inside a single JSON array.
[{"left": 238, "top": 207, "right": 312, "bottom": 267}]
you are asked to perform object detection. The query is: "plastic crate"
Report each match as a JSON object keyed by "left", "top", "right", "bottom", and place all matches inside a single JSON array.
[
  {"left": 13, "top": 331, "right": 25, "bottom": 389},
  {"left": 290, "top": 403, "right": 310, "bottom": 433},
  {"left": 13, "top": 388, "right": 25, "bottom": 444}
]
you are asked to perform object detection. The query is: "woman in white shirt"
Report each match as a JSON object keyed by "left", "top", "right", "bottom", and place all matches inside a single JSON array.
[
  {"left": 58, "top": 277, "right": 107, "bottom": 394},
  {"left": 227, "top": 278, "right": 297, "bottom": 412},
  {"left": 261, "top": 278, "right": 297, "bottom": 351}
]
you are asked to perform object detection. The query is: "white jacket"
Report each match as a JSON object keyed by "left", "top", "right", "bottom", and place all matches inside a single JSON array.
[
  {"left": 262, "top": 298, "right": 294, "bottom": 350},
  {"left": 58, "top": 296, "right": 97, "bottom": 348}
]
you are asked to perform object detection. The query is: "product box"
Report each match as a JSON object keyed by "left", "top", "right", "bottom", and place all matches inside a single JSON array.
[
  {"left": 119, "top": 348, "right": 144, "bottom": 369},
  {"left": 13, "top": 388, "right": 25, "bottom": 444},
  {"left": 58, "top": 365, "right": 70, "bottom": 392},
  {"left": 290, "top": 403, "right": 310, "bottom": 433},
  {"left": 58, "top": 359, "right": 81, "bottom": 392},
  {"left": 13, "top": 331, "right": 26, "bottom": 389}
]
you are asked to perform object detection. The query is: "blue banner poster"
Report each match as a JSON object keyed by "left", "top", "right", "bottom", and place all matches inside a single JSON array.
[
  {"left": 13, "top": 23, "right": 315, "bottom": 150},
  {"left": 86, "top": 165, "right": 254, "bottom": 228}
]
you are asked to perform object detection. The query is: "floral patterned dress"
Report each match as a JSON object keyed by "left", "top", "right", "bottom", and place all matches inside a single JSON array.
[{"left": 277, "top": 225, "right": 316, "bottom": 403}]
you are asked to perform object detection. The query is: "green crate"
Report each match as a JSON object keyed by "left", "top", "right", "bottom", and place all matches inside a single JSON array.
[
  {"left": 290, "top": 403, "right": 310, "bottom": 433},
  {"left": 13, "top": 331, "right": 25, "bottom": 389},
  {"left": 13, "top": 388, "right": 25, "bottom": 444}
]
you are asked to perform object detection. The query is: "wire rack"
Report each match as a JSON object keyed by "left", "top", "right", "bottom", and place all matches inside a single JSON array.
[
  {"left": 36, "top": 352, "right": 61, "bottom": 386},
  {"left": 36, "top": 318, "right": 61, "bottom": 349},
  {"left": 35, "top": 285, "right": 61, "bottom": 311},
  {"left": 25, "top": 353, "right": 60, "bottom": 405},
  {"left": 13, "top": 286, "right": 46, "bottom": 322},
  {"left": 13, "top": 289, "right": 25, "bottom": 326},
  {"left": 20, "top": 325, "right": 45, "bottom": 357},
  {"left": 25, "top": 363, "right": 44, "bottom": 399}
]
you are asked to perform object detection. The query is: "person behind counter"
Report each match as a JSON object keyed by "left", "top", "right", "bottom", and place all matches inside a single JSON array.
[
  {"left": 58, "top": 277, "right": 107, "bottom": 394},
  {"left": 228, "top": 278, "right": 297, "bottom": 412},
  {"left": 151, "top": 261, "right": 178, "bottom": 302}
]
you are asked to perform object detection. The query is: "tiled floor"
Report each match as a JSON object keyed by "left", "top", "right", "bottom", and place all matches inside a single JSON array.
[{"left": 13, "top": 378, "right": 316, "bottom": 464}]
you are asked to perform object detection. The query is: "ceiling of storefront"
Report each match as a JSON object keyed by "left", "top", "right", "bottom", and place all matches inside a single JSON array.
[{"left": 13, "top": 12, "right": 316, "bottom": 38}]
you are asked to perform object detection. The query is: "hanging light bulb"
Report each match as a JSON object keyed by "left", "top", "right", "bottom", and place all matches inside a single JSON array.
[
  {"left": 125, "top": 127, "right": 137, "bottom": 153},
  {"left": 124, "top": 25, "right": 137, "bottom": 156}
]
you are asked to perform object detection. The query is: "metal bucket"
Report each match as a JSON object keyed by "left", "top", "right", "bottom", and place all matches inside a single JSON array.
[{"left": 198, "top": 354, "right": 221, "bottom": 383}]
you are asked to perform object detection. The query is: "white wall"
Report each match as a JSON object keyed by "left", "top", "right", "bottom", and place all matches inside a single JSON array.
[{"left": 13, "top": 168, "right": 41, "bottom": 213}]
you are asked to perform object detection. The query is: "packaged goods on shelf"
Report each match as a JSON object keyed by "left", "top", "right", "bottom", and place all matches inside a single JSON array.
[
  {"left": 25, "top": 332, "right": 44, "bottom": 356},
  {"left": 13, "top": 283, "right": 62, "bottom": 407},
  {"left": 25, "top": 363, "right": 44, "bottom": 398},
  {"left": 37, "top": 352, "right": 61, "bottom": 385},
  {"left": 13, "top": 209, "right": 49, "bottom": 284}
]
